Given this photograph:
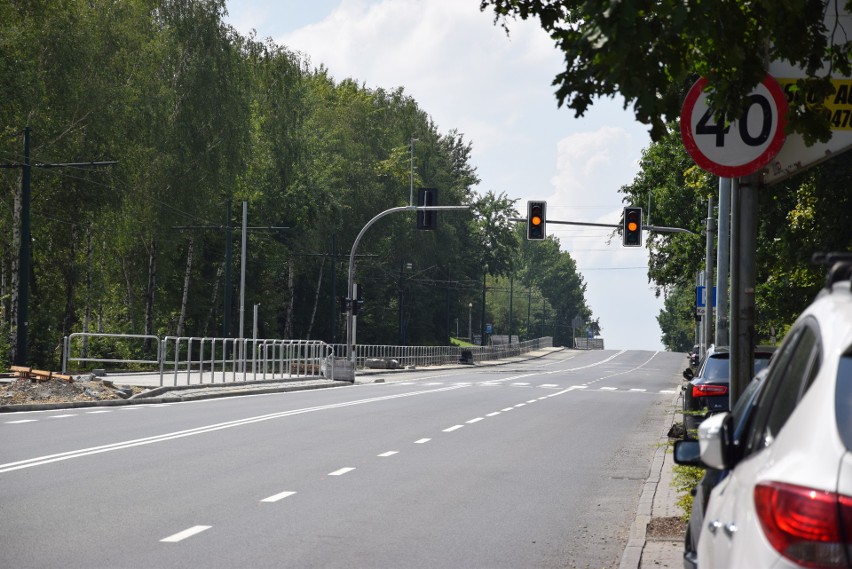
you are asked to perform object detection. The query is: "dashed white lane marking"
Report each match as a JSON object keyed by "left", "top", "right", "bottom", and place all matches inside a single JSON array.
[
  {"left": 443, "top": 425, "right": 464, "bottom": 432},
  {"left": 501, "top": 407, "right": 514, "bottom": 412},
  {"left": 526, "top": 399, "right": 537, "bottom": 404},
  {"left": 261, "top": 491, "right": 296, "bottom": 503},
  {"left": 466, "top": 417, "right": 484, "bottom": 424},
  {"left": 661, "top": 390, "right": 677, "bottom": 394},
  {"left": 486, "top": 412, "right": 501, "bottom": 417},
  {"left": 514, "top": 403, "right": 526, "bottom": 408},
  {"left": 600, "top": 387, "right": 618, "bottom": 391},
  {"left": 161, "top": 525, "right": 211, "bottom": 543},
  {"left": 329, "top": 467, "right": 355, "bottom": 476},
  {"left": 630, "top": 389, "right": 647, "bottom": 392},
  {"left": 378, "top": 451, "right": 398, "bottom": 457},
  {"left": 5, "top": 419, "right": 37, "bottom": 424},
  {"left": 511, "top": 382, "right": 530, "bottom": 386},
  {"left": 539, "top": 384, "right": 559, "bottom": 388},
  {"left": 86, "top": 410, "right": 111, "bottom": 414},
  {"left": 48, "top": 414, "right": 76, "bottom": 419},
  {"left": 414, "top": 438, "right": 431, "bottom": 444}
]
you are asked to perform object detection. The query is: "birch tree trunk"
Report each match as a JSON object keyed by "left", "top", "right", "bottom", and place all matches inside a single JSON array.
[
  {"left": 284, "top": 261, "right": 294, "bottom": 339},
  {"left": 144, "top": 238, "right": 157, "bottom": 352},
  {"left": 306, "top": 259, "right": 324, "bottom": 340},
  {"left": 176, "top": 237, "right": 194, "bottom": 337}
]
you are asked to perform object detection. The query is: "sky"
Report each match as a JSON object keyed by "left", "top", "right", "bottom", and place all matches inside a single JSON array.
[{"left": 224, "top": 0, "right": 667, "bottom": 351}]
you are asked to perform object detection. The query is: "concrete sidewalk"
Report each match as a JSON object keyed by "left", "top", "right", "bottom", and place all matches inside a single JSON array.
[{"left": 620, "top": 389, "right": 685, "bottom": 569}]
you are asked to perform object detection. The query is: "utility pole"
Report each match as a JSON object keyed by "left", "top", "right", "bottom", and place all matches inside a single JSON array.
[
  {"left": 1, "top": 127, "right": 116, "bottom": 365},
  {"left": 716, "top": 178, "right": 731, "bottom": 347},
  {"left": 703, "top": 197, "right": 715, "bottom": 357}
]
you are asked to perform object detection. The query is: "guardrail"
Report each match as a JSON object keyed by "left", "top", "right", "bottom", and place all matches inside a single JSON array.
[
  {"left": 329, "top": 337, "right": 553, "bottom": 369},
  {"left": 62, "top": 333, "right": 554, "bottom": 386}
]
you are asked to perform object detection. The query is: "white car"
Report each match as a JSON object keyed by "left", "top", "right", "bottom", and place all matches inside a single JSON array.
[{"left": 697, "top": 254, "right": 852, "bottom": 568}]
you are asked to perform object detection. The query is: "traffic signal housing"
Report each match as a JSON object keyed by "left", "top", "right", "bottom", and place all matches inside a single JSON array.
[
  {"left": 417, "top": 187, "right": 437, "bottom": 230},
  {"left": 622, "top": 206, "right": 643, "bottom": 247},
  {"left": 527, "top": 201, "right": 546, "bottom": 240}
]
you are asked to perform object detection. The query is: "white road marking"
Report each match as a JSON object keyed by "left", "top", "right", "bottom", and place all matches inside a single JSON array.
[
  {"left": 378, "top": 451, "right": 398, "bottom": 457},
  {"left": 630, "top": 389, "right": 647, "bottom": 392},
  {"left": 48, "top": 414, "right": 75, "bottom": 419},
  {"left": 0, "top": 384, "right": 467, "bottom": 474},
  {"left": 600, "top": 387, "right": 618, "bottom": 391},
  {"left": 539, "top": 384, "right": 559, "bottom": 388},
  {"left": 443, "top": 425, "right": 464, "bottom": 432},
  {"left": 511, "top": 382, "right": 530, "bottom": 386},
  {"left": 486, "top": 412, "right": 501, "bottom": 417},
  {"left": 661, "top": 390, "right": 677, "bottom": 394},
  {"left": 261, "top": 491, "right": 296, "bottom": 503},
  {"left": 161, "top": 525, "right": 211, "bottom": 543},
  {"left": 5, "top": 419, "right": 37, "bottom": 424},
  {"left": 86, "top": 410, "right": 112, "bottom": 414},
  {"left": 526, "top": 399, "right": 537, "bottom": 404},
  {"left": 414, "top": 438, "right": 431, "bottom": 444},
  {"left": 466, "top": 417, "right": 484, "bottom": 424},
  {"left": 329, "top": 467, "right": 355, "bottom": 476},
  {"left": 514, "top": 403, "right": 526, "bottom": 408},
  {"left": 501, "top": 407, "right": 514, "bottom": 412}
]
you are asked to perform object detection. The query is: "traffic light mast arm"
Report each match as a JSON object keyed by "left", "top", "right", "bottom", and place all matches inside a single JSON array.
[{"left": 510, "top": 218, "right": 695, "bottom": 234}]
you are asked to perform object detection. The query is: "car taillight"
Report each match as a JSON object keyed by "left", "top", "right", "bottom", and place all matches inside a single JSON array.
[
  {"left": 692, "top": 384, "right": 728, "bottom": 398},
  {"left": 754, "top": 481, "right": 852, "bottom": 568}
]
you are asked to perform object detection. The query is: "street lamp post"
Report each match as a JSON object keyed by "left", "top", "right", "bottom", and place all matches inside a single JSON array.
[{"left": 468, "top": 302, "right": 472, "bottom": 342}]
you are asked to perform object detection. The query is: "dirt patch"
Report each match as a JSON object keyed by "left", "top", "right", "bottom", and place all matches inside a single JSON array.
[
  {"left": 646, "top": 516, "right": 686, "bottom": 540},
  {"left": 0, "top": 377, "right": 143, "bottom": 406}
]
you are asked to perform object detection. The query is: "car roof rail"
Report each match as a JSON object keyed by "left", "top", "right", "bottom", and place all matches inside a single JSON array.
[{"left": 812, "top": 252, "right": 852, "bottom": 288}]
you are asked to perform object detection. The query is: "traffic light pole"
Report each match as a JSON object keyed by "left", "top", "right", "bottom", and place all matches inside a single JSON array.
[{"left": 346, "top": 205, "right": 470, "bottom": 363}]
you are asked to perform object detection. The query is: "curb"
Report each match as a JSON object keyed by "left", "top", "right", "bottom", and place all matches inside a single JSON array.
[
  {"left": 618, "top": 384, "right": 682, "bottom": 569},
  {"left": 1, "top": 347, "right": 567, "bottom": 413}
]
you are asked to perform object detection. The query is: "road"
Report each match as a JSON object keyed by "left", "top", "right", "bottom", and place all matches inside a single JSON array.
[{"left": 0, "top": 349, "right": 684, "bottom": 569}]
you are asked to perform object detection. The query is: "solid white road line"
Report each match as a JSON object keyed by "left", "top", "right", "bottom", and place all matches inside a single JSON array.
[
  {"left": 160, "top": 525, "right": 211, "bottom": 543},
  {"left": 261, "top": 491, "right": 296, "bottom": 503}
]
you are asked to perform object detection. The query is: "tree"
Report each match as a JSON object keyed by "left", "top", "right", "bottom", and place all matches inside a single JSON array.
[{"left": 480, "top": 0, "right": 851, "bottom": 144}]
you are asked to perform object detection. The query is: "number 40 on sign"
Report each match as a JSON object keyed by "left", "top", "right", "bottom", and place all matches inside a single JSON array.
[{"left": 680, "top": 75, "right": 788, "bottom": 178}]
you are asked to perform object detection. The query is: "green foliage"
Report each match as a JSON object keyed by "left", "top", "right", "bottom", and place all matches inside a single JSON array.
[
  {"left": 0, "top": 0, "right": 592, "bottom": 367},
  {"left": 673, "top": 463, "right": 705, "bottom": 522},
  {"left": 481, "top": 0, "right": 851, "bottom": 144}
]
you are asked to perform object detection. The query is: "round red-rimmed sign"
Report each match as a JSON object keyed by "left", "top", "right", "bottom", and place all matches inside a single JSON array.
[{"left": 680, "top": 75, "right": 787, "bottom": 178}]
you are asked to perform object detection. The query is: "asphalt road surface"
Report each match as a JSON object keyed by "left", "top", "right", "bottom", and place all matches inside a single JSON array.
[{"left": 0, "top": 349, "right": 684, "bottom": 569}]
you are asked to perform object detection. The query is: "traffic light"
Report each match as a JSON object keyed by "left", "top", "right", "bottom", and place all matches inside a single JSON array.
[
  {"left": 622, "top": 206, "right": 643, "bottom": 247},
  {"left": 417, "top": 187, "right": 437, "bottom": 230},
  {"left": 527, "top": 201, "right": 546, "bottom": 240}
]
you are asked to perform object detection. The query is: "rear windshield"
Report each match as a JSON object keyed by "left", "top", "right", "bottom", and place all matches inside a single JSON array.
[
  {"left": 702, "top": 355, "right": 730, "bottom": 380},
  {"left": 836, "top": 355, "right": 852, "bottom": 451}
]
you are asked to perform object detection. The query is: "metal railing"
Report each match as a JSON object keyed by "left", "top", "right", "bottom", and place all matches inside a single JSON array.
[
  {"left": 330, "top": 337, "right": 553, "bottom": 369},
  {"left": 63, "top": 333, "right": 161, "bottom": 373},
  {"left": 159, "top": 337, "right": 334, "bottom": 387},
  {"left": 63, "top": 333, "right": 553, "bottom": 386}
]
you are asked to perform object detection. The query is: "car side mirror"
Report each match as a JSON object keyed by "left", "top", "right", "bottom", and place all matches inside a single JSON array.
[
  {"left": 673, "top": 440, "right": 702, "bottom": 467},
  {"left": 698, "top": 412, "right": 735, "bottom": 470},
  {"left": 682, "top": 368, "right": 694, "bottom": 381}
]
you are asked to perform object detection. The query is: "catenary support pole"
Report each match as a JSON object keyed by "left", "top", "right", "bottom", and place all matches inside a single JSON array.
[{"left": 703, "top": 197, "right": 715, "bottom": 356}]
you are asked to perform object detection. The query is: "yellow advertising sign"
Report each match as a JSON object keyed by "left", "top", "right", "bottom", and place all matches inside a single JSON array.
[{"left": 778, "top": 78, "right": 852, "bottom": 130}]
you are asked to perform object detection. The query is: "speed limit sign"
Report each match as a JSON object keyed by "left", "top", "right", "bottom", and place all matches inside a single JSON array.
[{"left": 680, "top": 75, "right": 787, "bottom": 178}]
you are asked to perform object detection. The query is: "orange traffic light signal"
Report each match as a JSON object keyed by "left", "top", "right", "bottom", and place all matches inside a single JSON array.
[
  {"left": 623, "top": 206, "right": 643, "bottom": 247},
  {"left": 527, "top": 201, "right": 546, "bottom": 240}
]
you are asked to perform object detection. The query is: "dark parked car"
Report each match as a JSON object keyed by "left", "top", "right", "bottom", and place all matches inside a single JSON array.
[
  {"left": 681, "top": 346, "right": 774, "bottom": 435},
  {"left": 674, "top": 370, "right": 768, "bottom": 569}
]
